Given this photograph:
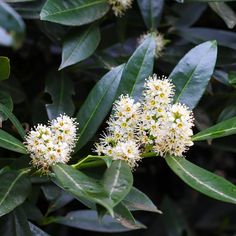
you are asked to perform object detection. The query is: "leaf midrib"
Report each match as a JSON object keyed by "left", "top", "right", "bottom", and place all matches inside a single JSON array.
[
  {"left": 109, "top": 161, "right": 121, "bottom": 197},
  {"left": 42, "top": 0, "right": 106, "bottom": 18},
  {"left": 174, "top": 44, "right": 213, "bottom": 103},
  {"left": 0, "top": 171, "right": 25, "bottom": 207},
  {"left": 170, "top": 157, "right": 236, "bottom": 203}
]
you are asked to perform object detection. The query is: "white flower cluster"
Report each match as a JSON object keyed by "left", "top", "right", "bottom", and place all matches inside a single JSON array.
[
  {"left": 95, "top": 95, "right": 141, "bottom": 168},
  {"left": 95, "top": 74, "right": 194, "bottom": 168},
  {"left": 25, "top": 115, "right": 78, "bottom": 172},
  {"left": 139, "top": 32, "right": 166, "bottom": 58},
  {"left": 108, "top": 0, "right": 133, "bottom": 16}
]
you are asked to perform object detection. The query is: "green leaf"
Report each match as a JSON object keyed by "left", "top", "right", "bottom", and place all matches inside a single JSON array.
[
  {"left": 0, "top": 206, "right": 32, "bottom": 236},
  {"left": 113, "top": 203, "right": 146, "bottom": 230},
  {"left": 0, "top": 56, "right": 10, "bottom": 80},
  {"left": 0, "top": 104, "right": 25, "bottom": 139},
  {"left": 137, "top": 0, "right": 164, "bottom": 29},
  {"left": 209, "top": 2, "right": 236, "bottom": 29},
  {"left": 169, "top": 41, "right": 217, "bottom": 109},
  {"left": 40, "top": 0, "right": 109, "bottom": 26},
  {"left": 192, "top": 116, "right": 236, "bottom": 141},
  {"left": 116, "top": 34, "right": 155, "bottom": 100},
  {"left": 29, "top": 222, "right": 50, "bottom": 236},
  {"left": 123, "top": 187, "right": 161, "bottom": 213},
  {"left": 75, "top": 64, "right": 124, "bottom": 151},
  {"left": 0, "top": 91, "right": 13, "bottom": 121},
  {"left": 51, "top": 210, "right": 136, "bottom": 232},
  {"left": 0, "top": 2, "right": 25, "bottom": 48},
  {"left": 166, "top": 155, "right": 236, "bottom": 205},
  {"left": 45, "top": 72, "right": 75, "bottom": 120},
  {"left": 0, "top": 170, "right": 31, "bottom": 217},
  {"left": 0, "top": 129, "right": 26, "bottom": 154},
  {"left": 102, "top": 160, "right": 133, "bottom": 207},
  {"left": 60, "top": 25, "right": 100, "bottom": 70},
  {"left": 52, "top": 164, "right": 114, "bottom": 216}
]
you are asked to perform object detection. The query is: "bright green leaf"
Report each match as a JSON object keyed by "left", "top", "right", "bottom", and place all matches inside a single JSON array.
[
  {"left": 116, "top": 34, "right": 155, "bottom": 100},
  {"left": 0, "top": 56, "right": 10, "bottom": 80},
  {"left": 40, "top": 0, "right": 110, "bottom": 26},
  {"left": 166, "top": 155, "right": 236, "bottom": 205},
  {"left": 0, "top": 170, "right": 31, "bottom": 217},
  {"left": 60, "top": 25, "right": 100, "bottom": 70},
  {"left": 169, "top": 41, "right": 217, "bottom": 109},
  {"left": 192, "top": 116, "right": 236, "bottom": 141},
  {"left": 75, "top": 64, "right": 124, "bottom": 152}
]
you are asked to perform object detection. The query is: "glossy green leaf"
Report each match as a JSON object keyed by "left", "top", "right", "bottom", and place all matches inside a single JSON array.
[
  {"left": 0, "top": 104, "right": 25, "bottom": 139},
  {"left": 40, "top": 0, "right": 109, "bottom": 26},
  {"left": 166, "top": 156, "right": 236, "bottom": 205},
  {"left": 0, "top": 207, "right": 32, "bottom": 236},
  {"left": 123, "top": 187, "right": 161, "bottom": 213},
  {"left": 169, "top": 41, "right": 217, "bottom": 109},
  {"left": 114, "top": 203, "right": 146, "bottom": 230},
  {"left": 60, "top": 25, "right": 100, "bottom": 70},
  {"left": 116, "top": 34, "right": 155, "bottom": 100},
  {"left": 0, "top": 170, "right": 31, "bottom": 217},
  {"left": 0, "top": 2, "right": 25, "bottom": 48},
  {"left": 52, "top": 210, "right": 135, "bottom": 232},
  {"left": 192, "top": 116, "right": 236, "bottom": 141},
  {"left": 102, "top": 160, "right": 133, "bottom": 206},
  {"left": 45, "top": 72, "right": 75, "bottom": 120},
  {"left": 209, "top": 2, "right": 236, "bottom": 29},
  {"left": 137, "top": 0, "right": 164, "bottom": 29},
  {"left": 0, "top": 56, "right": 10, "bottom": 80},
  {"left": 52, "top": 164, "right": 114, "bottom": 216},
  {"left": 0, "top": 129, "right": 26, "bottom": 154},
  {"left": 75, "top": 64, "right": 124, "bottom": 151}
]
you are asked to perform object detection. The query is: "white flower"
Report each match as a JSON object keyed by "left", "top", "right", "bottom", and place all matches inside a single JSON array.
[
  {"left": 25, "top": 115, "right": 78, "bottom": 173},
  {"left": 108, "top": 0, "right": 133, "bottom": 16},
  {"left": 138, "top": 32, "right": 166, "bottom": 58},
  {"left": 154, "top": 104, "right": 194, "bottom": 157}
]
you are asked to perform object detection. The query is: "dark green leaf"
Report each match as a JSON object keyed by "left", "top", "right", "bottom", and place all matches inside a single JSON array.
[
  {"left": 52, "top": 164, "right": 114, "bottom": 216},
  {"left": 166, "top": 156, "right": 236, "bottom": 205},
  {"left": 60, "top": 25, "right": 100, "bottom": 70},
  {"left": 40, "top": 0, "right": 109, "bottom": 26},
  {"left": 75, "top": 64, "right": 124, "bottom": 151},
  {"left": 0, "top": 207, "right": 32, "bottom": 236},
  {"left": 192, "top": 116, "right": 236, "bottom": 141},
  {"left": 0, "top": 104, "right": 25, "bottom": 139},
  {"left": 102, "top": 160, "right": 133, "bottom": 207},
  {"left": 52, "top": 210, "right": 136, "bottom": 232},
  {"left": 0, "top": 129, "right": 26, "bottom": 154},
  {"left": 114, "top": 203, "right": 146, "bottom": 230},
  {"left": 0, "top": 170, "right": 31, "bottom": 217},
  {"left": 29, "top": 222, "right": 50, "bottom": 236},
  {"left": 0, "top": 91, "right": 13, "bottom": 121},
  {"left": 169, "top": 41, "right": 217, "bottom": 109},
  {"left": 137, "top": 0, "right": 164, "bottom": 29},
  {"left": 0, "top": 56, "right": 10, "bottom": 80},
  {"left": 123, "top": 187, "right": 161, "bottom": 213},
  {"left": 45, "top": 72, "right": 75, "bottom": 120},
  {"left": 116, "top": 34, "right": 155, "bottom": 100}
]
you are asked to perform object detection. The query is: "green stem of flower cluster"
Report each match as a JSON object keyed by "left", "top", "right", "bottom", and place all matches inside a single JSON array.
[{"left": 71, "top": 152, "right": 157, "bottom": 169}]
